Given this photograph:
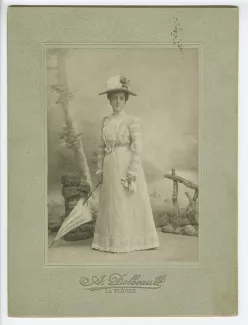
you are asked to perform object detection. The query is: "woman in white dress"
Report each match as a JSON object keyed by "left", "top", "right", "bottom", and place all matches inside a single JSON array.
[{"left": 91, "top": 75, "right": 159, "bottom": 253}]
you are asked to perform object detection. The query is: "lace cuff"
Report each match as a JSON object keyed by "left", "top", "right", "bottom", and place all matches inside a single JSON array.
[{"left": 127, "top": 170, "right": 138, "bottom": 177}]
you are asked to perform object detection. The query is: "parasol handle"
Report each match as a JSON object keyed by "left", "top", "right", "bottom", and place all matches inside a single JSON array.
[{"left": 83, "top": 182, "right": 101, "bottom": 205}]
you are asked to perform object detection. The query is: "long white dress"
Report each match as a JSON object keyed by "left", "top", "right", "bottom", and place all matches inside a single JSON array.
[{"left": 91, "top": 111, "right": 159, "bottom": 253}]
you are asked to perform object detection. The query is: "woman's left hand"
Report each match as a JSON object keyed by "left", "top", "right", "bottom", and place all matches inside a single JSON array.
[{"left": 127, "top": 173, "right": 136, "bottom": 184}]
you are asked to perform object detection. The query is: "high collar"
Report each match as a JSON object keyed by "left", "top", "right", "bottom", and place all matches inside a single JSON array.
[{"left": 111, "top": 110, "right": 126, "bottom": 117}]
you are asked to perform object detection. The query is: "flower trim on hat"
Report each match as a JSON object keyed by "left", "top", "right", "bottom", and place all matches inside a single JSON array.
[
  {"left": 120, "top": 76, "right": 132, "bottom": 90},
  {"left": 106, "top": 75, "right": 132, "bottom": 91}
]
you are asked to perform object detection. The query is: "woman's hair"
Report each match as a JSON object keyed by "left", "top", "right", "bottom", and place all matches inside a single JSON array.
[{"left": 107, "top": 91, "right": 129, "bottom": 102}]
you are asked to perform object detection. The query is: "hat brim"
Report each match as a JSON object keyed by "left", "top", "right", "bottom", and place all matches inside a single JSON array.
[{"left": 99, "top": 88, "right": 137, "bottom": 96}]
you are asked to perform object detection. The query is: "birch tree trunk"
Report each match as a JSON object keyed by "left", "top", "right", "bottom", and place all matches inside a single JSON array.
[{"left": 56, "top": 51, "right": 93, "bottom": 190}]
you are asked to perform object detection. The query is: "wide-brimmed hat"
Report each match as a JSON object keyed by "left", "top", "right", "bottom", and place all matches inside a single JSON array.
[{"left": 99, "top": 75, "right": 137, "bottom": 96}]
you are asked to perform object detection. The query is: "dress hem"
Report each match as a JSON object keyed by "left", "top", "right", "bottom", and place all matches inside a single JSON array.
[
  {"left": 91, "top": 232, "right": 160, "bottom": 253},
  {"left": 91, "top": 243, "right": 160, "bottom": 254}
]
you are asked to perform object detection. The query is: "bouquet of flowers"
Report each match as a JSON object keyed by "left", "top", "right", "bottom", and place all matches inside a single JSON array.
[{"left": 121, "top": 176, "right": 137, "bottom": 194}]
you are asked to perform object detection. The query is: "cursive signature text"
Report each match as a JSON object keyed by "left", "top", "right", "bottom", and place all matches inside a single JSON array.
[
  {"left": 79, "top": 273, "right": 167, "bottom": 292},
  {"left": 171, "top": 17, "right": 183, "bottom": 52}
]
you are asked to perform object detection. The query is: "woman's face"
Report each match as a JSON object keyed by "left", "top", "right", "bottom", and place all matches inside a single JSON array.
[{"left": 109, "top": 91, "right": 126, "bottom": 114}]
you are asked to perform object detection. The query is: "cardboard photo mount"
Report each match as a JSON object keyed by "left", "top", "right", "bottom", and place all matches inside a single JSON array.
[{"left": 7, "top": 6, "right": 238, "bottom": 317}]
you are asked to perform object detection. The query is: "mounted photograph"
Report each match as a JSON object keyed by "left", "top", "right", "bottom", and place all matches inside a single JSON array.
[{"left": 46, "top": 44, "right": 200, "bottom": 265}]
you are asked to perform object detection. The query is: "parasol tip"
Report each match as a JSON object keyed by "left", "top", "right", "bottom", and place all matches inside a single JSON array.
[{"left": 49, "top": 240, "right": 56, "bottom": 248}]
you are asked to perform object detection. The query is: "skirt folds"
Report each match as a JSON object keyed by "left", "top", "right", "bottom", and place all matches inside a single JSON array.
[{"left": 91, "top": 147, "right": 159, "bottom": 253}]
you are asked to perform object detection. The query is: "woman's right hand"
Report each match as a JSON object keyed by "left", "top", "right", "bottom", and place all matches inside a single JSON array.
[{"left": 98, "top": 172, "right": 103, "bottom": 184}]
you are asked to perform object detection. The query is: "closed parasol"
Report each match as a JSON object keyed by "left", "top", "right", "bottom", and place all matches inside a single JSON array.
[{"left": 49, "top": 182, "right": 101, "bottom": 248}]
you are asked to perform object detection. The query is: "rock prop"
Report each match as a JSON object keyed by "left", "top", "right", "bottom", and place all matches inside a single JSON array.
[
  {"left": 162, "top": 224, "right": 179, "bottom": 234},
  {"left": 181, "top": 225, "right": 198, "bottom": 236},
  {"left": 162, "top": 169, "right": 199, "bottom": 237},
  {"left": 162, "top": 224, "right": 198, "bottom": 236},
  {"left": 48, "top": 220, "right": 62, "bottom": 233},
  {"left": 60, "top": 172, "right": 96, "bottom": 241},
  {"left": 153, "top": 213, "right": 170, "bottom": 228}
]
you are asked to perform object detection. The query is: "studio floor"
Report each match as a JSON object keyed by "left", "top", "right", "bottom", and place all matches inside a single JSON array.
[{"left": 47, "top": 229, "right": 199, "bottom": 265}]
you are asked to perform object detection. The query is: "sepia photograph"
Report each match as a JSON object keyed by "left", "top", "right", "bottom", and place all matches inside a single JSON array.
[{"left": 46, "top": 44, "right": 200, "bottom": 265}]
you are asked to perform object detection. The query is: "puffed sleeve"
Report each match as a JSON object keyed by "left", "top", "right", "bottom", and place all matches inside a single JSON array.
[
  {"left": 96, "top": 117, "right": 106, "bottom": 173},
  {"left": 128, "top": 116, "right": 142, "bottom": 176}
]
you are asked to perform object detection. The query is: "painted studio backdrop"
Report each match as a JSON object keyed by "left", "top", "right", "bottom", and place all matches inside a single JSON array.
[{"left": 46, "top": 47, "right": 199, "bottom": 263}]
